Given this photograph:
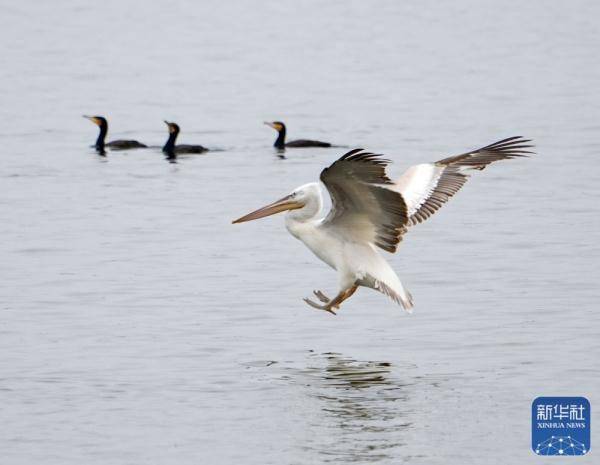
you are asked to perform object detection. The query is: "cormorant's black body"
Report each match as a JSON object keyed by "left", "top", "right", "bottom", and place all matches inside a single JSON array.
[
  {"left": 265, "top": 121, "right": 332, "bottom": 149},
  {"left": 84, "top": 115, "right": 147, "bottom": 152},
  {"left": 285, "top": 139, "right": 332, "bottom": 148},
  {"left": 106, "top": 140, "right": 147, "bottom": 149},
  {"left": 163, "top": 121, "right": 208, "bottom": 155}
]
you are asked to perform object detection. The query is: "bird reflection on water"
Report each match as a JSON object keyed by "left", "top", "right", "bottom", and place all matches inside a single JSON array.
[{"left": 288, "top": 352, "right": 415, "bottom": 463}]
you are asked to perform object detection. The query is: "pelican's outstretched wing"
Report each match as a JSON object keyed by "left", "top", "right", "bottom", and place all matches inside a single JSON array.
[
  {"left": 320, "top": 149, "right": 408, "bottom": 253},
  {"left": 395, "top": 136, "right": 533, "bottom": 226}
]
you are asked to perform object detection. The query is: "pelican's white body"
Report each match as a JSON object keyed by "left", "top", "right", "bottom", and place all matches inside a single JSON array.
[{"left": 284, "top": 183, "right": 413, "bottom": 311}]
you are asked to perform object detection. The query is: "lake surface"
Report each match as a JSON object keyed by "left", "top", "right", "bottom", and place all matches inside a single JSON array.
[{"left": 1, "top": 1, "right": 599, "bottom": 464}]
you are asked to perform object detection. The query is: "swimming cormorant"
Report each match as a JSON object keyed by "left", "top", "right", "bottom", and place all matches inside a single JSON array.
[
  {"left": 83, "top": 116, "right": 147, "bottom": 152},
  {"left": 163, "top": 121, "right": 208, "bottom": 155},
  {"left": 264, "top": 121, "right": 332, "bottom": 149}
]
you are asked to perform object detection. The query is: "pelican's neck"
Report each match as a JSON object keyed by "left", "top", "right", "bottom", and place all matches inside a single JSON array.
[
  {"left": 284, "top": 187, "right": 340, "bottom": 270},
  {"left": 285, "top": 212, "right": 319, "bottom": 240},
  {"left": 96, "top": 123, "right": 108, "bottom": 150},
  {"left": 274, "top": 127, "right": 286, "bottom": 148}
]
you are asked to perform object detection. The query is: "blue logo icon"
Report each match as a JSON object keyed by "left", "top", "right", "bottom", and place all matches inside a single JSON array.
[{"left": 532, "top": 397, "right": 590, "bottom": 455}]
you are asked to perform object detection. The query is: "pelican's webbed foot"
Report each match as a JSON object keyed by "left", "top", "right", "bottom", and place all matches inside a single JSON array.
[
  {"left": 313, "top": 290, "right": 330, "bottom": 303},
  {"left": 302, "top": 297, "right": 337, "bottom": 315},
  {"left": 302, "top": 285, "right": 359, "bottom": 315}
]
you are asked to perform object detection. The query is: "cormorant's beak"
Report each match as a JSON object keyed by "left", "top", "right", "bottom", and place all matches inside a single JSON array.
[
  {"left": 264, "top": 121, "right": 277, "bottom": 130},
  {"left": 164, "top": 120, "right": 175, "bottom": 133},
  {"left": 83, "top": 115, "right": 100, "bottom": 126},
  {"left": 232, "top": 194, "right": 304, "bottom": 224}
]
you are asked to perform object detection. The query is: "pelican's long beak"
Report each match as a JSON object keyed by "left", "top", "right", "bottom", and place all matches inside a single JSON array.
[{"left": 232, "top": 194, "right": 303, "bottom": 224}]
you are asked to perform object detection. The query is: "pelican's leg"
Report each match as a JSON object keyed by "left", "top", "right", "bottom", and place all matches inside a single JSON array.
[
  {"left": 303, "top": 285, "right": 359, "bottom": 315},
  {"left": 343, "top": 285, "right": 358, "bottom": 301}
]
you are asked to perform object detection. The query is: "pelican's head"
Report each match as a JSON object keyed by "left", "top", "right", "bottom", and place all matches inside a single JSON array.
[
  {"left": 264, "top": 121, "right": 286, "bottom": 133},
  {"left": 83, "top": 115, "right": 108, "bottom": 129},
  {"left": 232, "top": 182, "right": 321, "bottom": 224}
]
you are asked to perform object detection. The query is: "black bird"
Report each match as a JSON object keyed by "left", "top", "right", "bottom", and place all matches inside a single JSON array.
[
  {"left": 83, "top": 116, "right": 147, "bottom": 152},
  {"left": 264, "top": 121, "right": 332, "bottom": 149},
  {"left": 163, "top": 121, "right": 208, "bottom": 155}
]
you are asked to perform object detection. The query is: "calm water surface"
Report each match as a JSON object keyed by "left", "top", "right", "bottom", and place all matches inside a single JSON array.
[{"left": 1, "top": 1, "right": 599, "bottom": 464}]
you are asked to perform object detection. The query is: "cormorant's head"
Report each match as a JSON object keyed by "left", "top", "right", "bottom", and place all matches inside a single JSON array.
[
  {"left": 83, "top": 115, "right": 108, "bottom": 128},
  {"left": 264, "top": 121, "right": 286, "bottom": 133},
  {"left": 164, "top": 121, "right": 180, "bottom": 134}
]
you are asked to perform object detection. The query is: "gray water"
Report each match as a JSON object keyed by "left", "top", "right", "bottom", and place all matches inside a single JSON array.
[{"left": 1, "top": 1, "right": 599, "bottom": 464}]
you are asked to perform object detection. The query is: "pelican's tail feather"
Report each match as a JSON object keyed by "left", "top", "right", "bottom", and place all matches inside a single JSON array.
[{"left": 375, "top": 279, "right": 414, "bottom": 313}]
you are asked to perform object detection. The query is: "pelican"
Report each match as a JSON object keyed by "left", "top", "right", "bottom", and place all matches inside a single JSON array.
[{"left": 233, "top": 136, "right": 533, "bottom": 314}]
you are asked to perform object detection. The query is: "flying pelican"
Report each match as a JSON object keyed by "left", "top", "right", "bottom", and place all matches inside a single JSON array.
[{"left": 233, "top": 136, "right": 533, "bottom": 314}]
